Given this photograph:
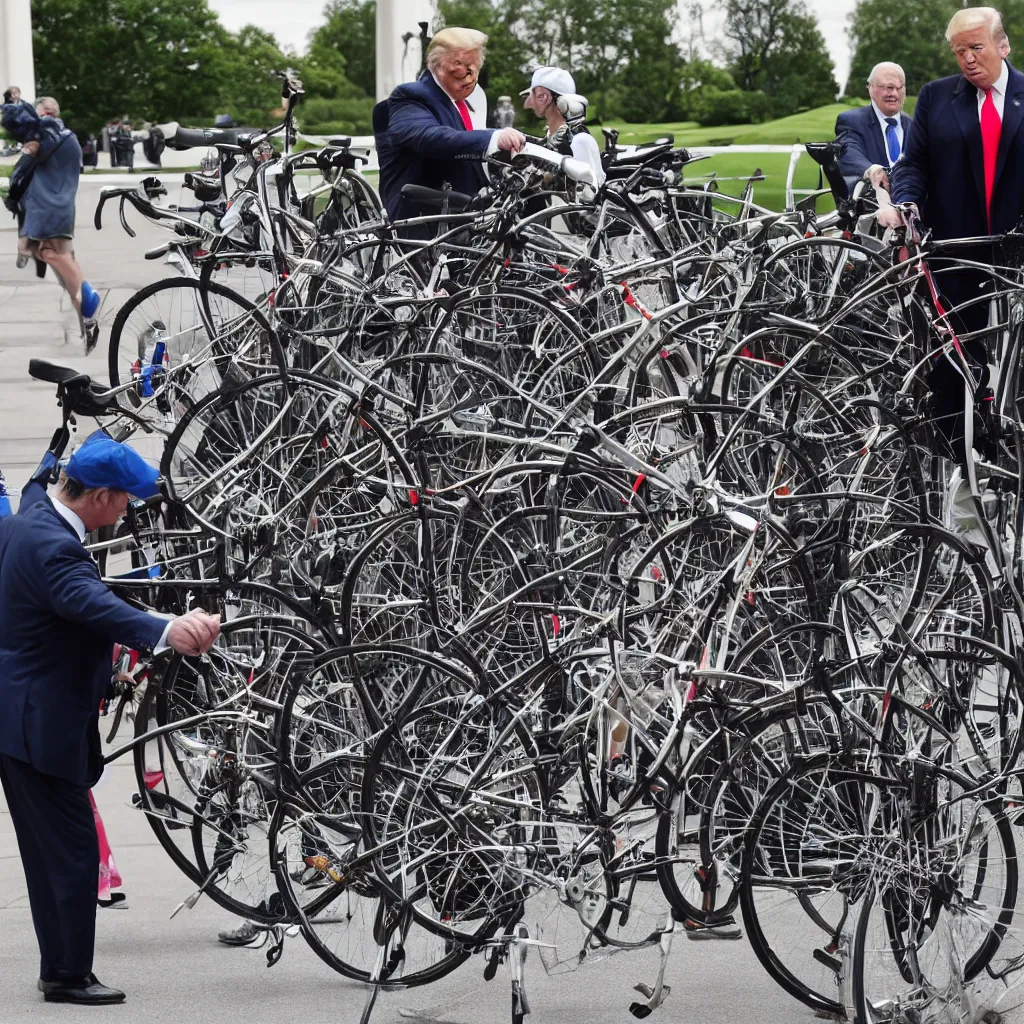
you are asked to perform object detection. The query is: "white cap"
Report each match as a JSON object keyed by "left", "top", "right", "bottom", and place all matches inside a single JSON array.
[{"left": 523, "top": 66, "right": 576, "bottom": 97}]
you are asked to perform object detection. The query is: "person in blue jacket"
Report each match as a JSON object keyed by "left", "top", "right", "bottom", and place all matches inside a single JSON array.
[
  {"left": 0, "top": 432, "right": 221, "bottom": 1005},
  {"left": 1, "top": 96, "right": 103, "bottom": 352},
  {"left": 374, "top": 26, "right": 526, "bottom": 234}
]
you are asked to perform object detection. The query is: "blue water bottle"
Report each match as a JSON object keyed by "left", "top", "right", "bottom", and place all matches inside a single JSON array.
[{"left": 0, "top": 469, "right": 12, "bottom": 518}]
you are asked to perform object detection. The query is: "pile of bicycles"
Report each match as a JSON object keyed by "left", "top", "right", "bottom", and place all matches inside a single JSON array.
[{"left": 32, "top": 100, "right": 1024, "bottom": 1023}]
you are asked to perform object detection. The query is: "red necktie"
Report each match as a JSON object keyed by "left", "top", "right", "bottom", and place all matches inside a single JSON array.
[
  {"left": 455, "top": 99, "right": 473, "bottom": 131},
  {"left": 981, "top": 88, "right": 1002, "bottom": 230}
]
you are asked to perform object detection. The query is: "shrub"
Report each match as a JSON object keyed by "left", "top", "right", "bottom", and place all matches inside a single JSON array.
[
  {"left": 690, "top": 88, "right": 752, "bottom": 127},
  {"left": 299, "top": 120, "right": 359, "bottom": 138},
  {"left": 300, "top": 96, "right": 375, "bottom": 132}
]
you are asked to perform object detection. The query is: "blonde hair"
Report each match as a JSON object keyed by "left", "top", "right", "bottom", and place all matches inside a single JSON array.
[
  {"left": 946, "top": 7, "right": 1007, "bottom": 45},
  {"left": 36, "top": 96, "right": 60, "bottom": 116},
  {"left": 426, "top": 27, "right": 488, "bottom": 72}
]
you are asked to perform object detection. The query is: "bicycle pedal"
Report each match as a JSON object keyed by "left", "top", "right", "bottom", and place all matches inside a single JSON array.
[{"left": 813, "top": 948, "right": 841, "bottom": 974}]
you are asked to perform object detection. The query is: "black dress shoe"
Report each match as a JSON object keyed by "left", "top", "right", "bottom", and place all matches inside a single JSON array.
[{"left": 38, "top": 974, "right": 125, "bottom": 1004}]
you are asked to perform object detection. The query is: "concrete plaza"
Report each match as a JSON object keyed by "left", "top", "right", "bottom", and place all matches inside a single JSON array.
[{"left": 0, "top": 178, "right": 815, "bottom": 1024}]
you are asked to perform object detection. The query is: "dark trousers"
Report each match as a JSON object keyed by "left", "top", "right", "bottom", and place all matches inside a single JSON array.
[{"left": 0, "top": 754, "right": 98, "bottom": 982}]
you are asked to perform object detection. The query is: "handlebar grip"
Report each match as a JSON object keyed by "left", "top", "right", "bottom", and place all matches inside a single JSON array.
[{"left": 94, "top": 193, "right": 110, "bottom": 231}]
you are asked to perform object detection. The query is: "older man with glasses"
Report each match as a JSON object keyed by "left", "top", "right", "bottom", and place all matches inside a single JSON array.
[{"left": 835, "top": 61, "right": 913, "bottom": 192}]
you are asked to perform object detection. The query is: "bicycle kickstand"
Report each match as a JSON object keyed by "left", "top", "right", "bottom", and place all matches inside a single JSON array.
[
  {"left": 510, "top": 922, "right": 531, "bottom": 1024},
  {"left": 630, "top": 914, "right": 675, "bottom": 1018}
]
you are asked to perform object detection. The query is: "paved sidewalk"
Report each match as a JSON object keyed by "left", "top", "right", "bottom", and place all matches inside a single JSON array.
[{"left": 0, "top": 180, "right": 813, "bottom": 1024}]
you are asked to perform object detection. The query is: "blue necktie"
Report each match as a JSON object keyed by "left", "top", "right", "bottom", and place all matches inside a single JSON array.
[{"left": 885, "top": 117, "right": 900, "bottom": 164}]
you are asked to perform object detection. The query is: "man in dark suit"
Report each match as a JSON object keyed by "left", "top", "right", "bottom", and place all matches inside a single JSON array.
[
  {"left": 835, "top": 62, "right": 912, "bottom": 191},
  {"left": 887, "top": 6, "right": 1019, "bottom": 464},
  {"left": 0, "top": 433, "right": 220, "bottom": 1005},
  {"left": 374, "top": 26, "right": 526, "bottom": 230}
]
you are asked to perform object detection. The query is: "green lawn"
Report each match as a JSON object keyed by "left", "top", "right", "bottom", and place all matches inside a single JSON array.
[
  {"left": 598, "top": 97, "right": 920, "bottom": 212},
  {"left": 602, "top": 97, "right": 917, "bottom": 148},
  {"left": 679, "top": 151, "right": 834, "bottom": 215}
]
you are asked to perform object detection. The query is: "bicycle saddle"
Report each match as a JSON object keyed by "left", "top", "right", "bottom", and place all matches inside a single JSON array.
[
  {"left": 803, "top": 141, "right": 850, "bottom": 204},
  {"left": 609, "top": 142, "right": 674, "bottom": 167},
  {"left": 400, "top": 184, "right": 475, "bottom": 212},
  {"left": 165, "top": 126, "right": 239, "bottom": 151},
  {"left": 803, "top": 141, "right": 843, "bottom": 166},
  {"left": 29, "top": 359, "right": 90, "bottom": 386},
  {"left": 29, "top": 360, "right": 115, "bottom": 415}
]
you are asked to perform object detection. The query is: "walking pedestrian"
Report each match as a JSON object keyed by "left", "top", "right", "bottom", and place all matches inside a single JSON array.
[
  {"left": 115, "top": 118, "right": 135, "bottom": 172},
  {"left": 3, "top": 97, "right": 103, "bottom": 352}
]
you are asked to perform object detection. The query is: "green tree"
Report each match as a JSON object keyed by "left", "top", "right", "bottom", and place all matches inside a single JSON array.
[
  {"left": 438, "top": 0, "right": 532, "bottom": 108},
  {"left": 439, "top": 0, "right": 685, "bottom": 124},
  {"left": 604, "top": 1, "right": 687, "bottom": 122},
  {"left": 849, "top": 0, "right": 1024, "bottom": 97},
  {"left": 847, "top": 0, "right": 960, "bottom": 95},
  {"left": 32, "top": 0, "right": 228, "bottom": 130},
  {"left": 718, "top": 0, "right": 837, "bottom": 115},
  {"left": 761, "top": 9, "right": 838, "bottom": 112},
  {"left": 217, "top": 25, "right": 289, "bottom": 125},
  {"left": 309, "top": 0, "right": 377, "bottom": 97}
]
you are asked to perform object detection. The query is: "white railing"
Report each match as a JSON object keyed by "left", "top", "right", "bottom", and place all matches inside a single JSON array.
[{"left": 11, "top": 134, "right": 824, "bottom": 210}]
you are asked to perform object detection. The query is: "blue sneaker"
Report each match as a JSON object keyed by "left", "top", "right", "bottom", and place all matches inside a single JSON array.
[{"left": 81, "top": 281, "right": 101, "bottom": 319}]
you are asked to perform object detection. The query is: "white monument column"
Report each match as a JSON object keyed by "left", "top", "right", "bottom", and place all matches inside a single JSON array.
[
  {"left": 0, "top": 0, "right": 36, "bottom": 100},
  {"left": 376, "top": 0, "right": 435, "bottom": 101}
]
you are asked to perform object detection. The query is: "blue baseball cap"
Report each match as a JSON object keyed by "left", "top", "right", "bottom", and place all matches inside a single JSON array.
[{"left": 65, "top": 431, "right": 161, "bottom": 499}]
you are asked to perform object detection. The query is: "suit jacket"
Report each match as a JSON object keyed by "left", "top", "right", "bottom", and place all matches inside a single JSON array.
[
  {"left": 374, "top": 74, "right": 492, "bottom": 225},
  {"left": 835, "top": 103, "right": 912, "bottom": 183},
  {"left": 0, "top": 486, "right": 166, "bottom": 786},
  {"left": 892, "top": 63, "right": 1024, "bottom": 239}
]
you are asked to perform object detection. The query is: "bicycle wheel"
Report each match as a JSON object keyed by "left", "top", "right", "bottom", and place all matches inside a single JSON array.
[
  {"left": 108, "top": 278, "right": 284, "bottom": 420},
  {"left": 269, "top": 756, "right": 477, "bottom": 988},
  {"left": 739, "top": 754, "right": 891, "bottom": 1016},
  {"left": 850, "top": 776, "right": 1017, "bottom": 1024},
  {"left": 133, "top": 611, "right": 323, "bottom": 920}
]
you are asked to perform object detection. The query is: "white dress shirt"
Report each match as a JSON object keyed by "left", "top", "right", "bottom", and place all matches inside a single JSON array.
[
  {"left": 871, "top": 101, "right": 904, "bottom": 167},
  {"left": 976, "top": 59, "right": 1009, "bottom": 119},
  {"left": 430, "top": 74, "right": 487, "bottom": 129},
  {"left": 52, "top": 495, "right": 87, "bottom": 541},
  {"left": 51, "top": 494, "right": 173, "bottom": 651}
]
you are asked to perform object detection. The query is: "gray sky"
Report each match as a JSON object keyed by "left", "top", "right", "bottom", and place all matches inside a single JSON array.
[{"left": 209, "top": 0, "right": 859, "bottom": 92}]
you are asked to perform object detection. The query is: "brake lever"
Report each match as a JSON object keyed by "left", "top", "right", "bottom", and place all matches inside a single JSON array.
[
  {"left": 105, "top": 686, "right": 132, "bottom": 743},
  {"left": 119, "top": 196, "right": 136, "bottom": 238}
]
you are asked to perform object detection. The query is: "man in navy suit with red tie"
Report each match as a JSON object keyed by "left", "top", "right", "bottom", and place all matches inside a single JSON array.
[
  {"left": 374, "top": 27, "right": 526, "bottom": 230},
  {"left": 835, "top": 62, "right": 912, "bottom": 192},
  {"left": 887, "top": 6, "right": 1023, "bottom": 464}
]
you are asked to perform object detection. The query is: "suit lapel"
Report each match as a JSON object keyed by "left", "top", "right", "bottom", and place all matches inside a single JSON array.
[
  {"left": 421, "top": 74, "right": 463, "bottom": 132},
  {"left": 952, "top": 76, "right": 987, "bottom": 212},
  {"left": 994, "top": 64, "right": 1024, "bottom": 195},
  {"left": 419, "top": 73, "right": 487, "bottom": 186}
]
